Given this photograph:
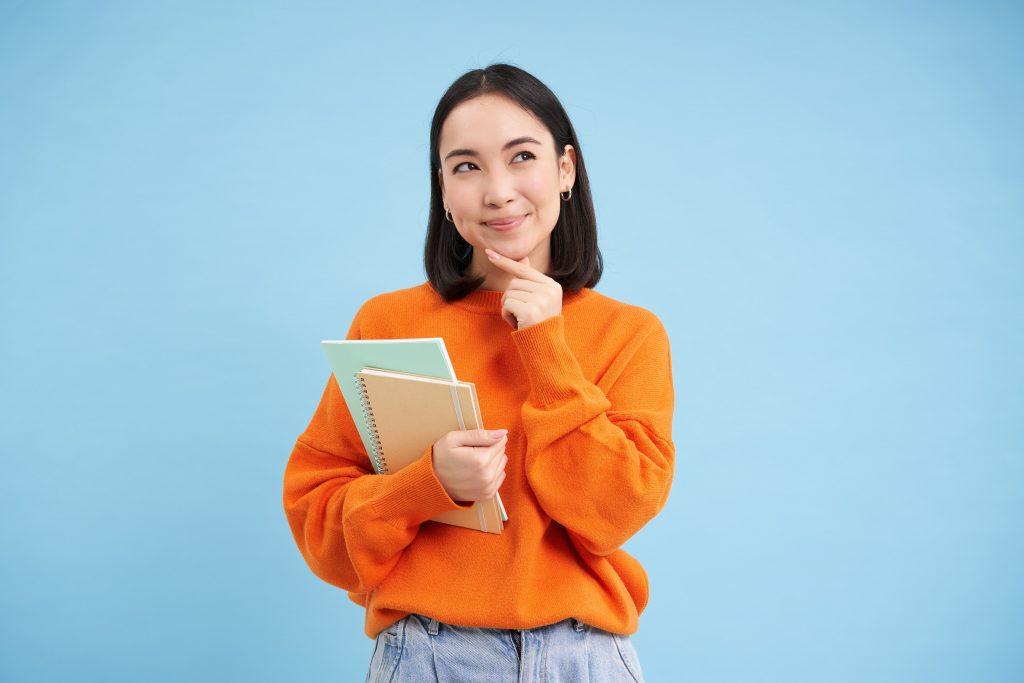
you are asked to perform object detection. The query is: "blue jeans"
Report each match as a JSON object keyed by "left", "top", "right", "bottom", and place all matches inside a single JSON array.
[{"left": 365, "top": 613, "right": 645, "bottom": 682}]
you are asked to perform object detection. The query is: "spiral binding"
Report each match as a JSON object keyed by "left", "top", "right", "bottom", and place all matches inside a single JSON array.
[{"left": 354, "top": 372, "right": 389, "bottom": 474}]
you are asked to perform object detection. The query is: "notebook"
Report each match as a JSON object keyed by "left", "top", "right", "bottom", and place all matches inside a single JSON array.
[
  {"left": 356, "top": 367, "right": 506, "bottom": 534},
  {"left": 321, "top": 337, "right": 508, "bottom": 533},
  {"left": 321, "top": 337, "right": 459, "bottom": 464}
]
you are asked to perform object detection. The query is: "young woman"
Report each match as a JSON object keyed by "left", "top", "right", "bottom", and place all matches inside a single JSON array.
[{"left": 283, "top": 63, "right": 675, "bottom": 682}]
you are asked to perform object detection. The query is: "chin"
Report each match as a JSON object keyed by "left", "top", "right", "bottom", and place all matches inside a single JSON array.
[{"left": 490, "top": 236, "right": 536, "bottom": 257}]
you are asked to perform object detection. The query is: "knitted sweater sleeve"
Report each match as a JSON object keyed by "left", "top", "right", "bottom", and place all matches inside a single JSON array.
[
  {"left": 282, "top": 302, "right": 473, "bottom": 593},
  {"left": 510, "top": 311, "right": 676, "bottom": 557}
]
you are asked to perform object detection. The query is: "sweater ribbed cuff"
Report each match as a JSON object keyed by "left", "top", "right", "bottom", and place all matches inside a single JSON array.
[
  {"left": 510, "top": 314, "right": 600, "bottom": 407},
  {"left": 370, "top": 443, "right": 474, "bottom": 526}
]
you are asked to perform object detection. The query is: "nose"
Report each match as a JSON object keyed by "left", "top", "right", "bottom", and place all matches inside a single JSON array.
[{"left": 482, "top": 167, "right": 518, "bottom": 208}]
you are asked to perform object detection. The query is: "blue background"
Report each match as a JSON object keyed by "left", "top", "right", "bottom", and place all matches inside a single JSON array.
[{"left": 1, "top": 1, "right": 1021, "bottom": 681}]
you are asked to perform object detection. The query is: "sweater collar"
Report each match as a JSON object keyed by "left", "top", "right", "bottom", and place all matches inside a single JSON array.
[{"left": 429, "top": 281, "right": 593, "bottom": 314}]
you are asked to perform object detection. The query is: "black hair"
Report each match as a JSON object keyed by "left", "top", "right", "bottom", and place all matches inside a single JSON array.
[{"left": 424, "top": 63, "right": 603, "bottom": 301}]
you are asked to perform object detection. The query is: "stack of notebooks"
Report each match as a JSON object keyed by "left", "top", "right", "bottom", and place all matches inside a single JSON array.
[{"left": 322, "top": 337, "right": 507, "bottom": 535}]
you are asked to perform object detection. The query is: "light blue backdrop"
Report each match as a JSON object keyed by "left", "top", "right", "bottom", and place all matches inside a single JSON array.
[{"left": 1, "top": 1, "right": 1020, "bottom": 681}]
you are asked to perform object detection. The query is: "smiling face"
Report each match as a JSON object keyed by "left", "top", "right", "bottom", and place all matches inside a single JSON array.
[{"left": 437, "top": 93, "right": 575, "bottom": 289}]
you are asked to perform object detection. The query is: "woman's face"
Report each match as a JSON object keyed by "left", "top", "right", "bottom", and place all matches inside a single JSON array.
[{"left": 437, "top": 94, "right": 575, "bottom": 271}]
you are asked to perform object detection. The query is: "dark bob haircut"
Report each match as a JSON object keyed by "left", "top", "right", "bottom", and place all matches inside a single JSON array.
[{"left": 424, "top": 63, "right": 603, "bottom": 302}]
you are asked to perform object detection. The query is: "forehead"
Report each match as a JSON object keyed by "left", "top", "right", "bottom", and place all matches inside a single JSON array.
[{"left": 439, "top": 94, "right": 552, "bottom": 152}]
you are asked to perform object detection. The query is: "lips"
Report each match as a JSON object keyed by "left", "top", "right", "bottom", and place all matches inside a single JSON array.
[{"left": 485, "top": 214, "right": 528, "bottom": 230}]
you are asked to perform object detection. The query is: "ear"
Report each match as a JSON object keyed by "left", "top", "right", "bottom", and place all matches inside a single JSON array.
[{"left": 559, "top": 144, "right": 576, "bottom": 190}]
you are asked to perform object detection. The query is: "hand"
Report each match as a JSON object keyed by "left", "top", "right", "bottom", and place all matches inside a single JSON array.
[
  {"left": 431, "top": 428, "right": 509, "bottom": 503},
  {"left": 484, "top": 248, "right": 563, "bottom": 330}
]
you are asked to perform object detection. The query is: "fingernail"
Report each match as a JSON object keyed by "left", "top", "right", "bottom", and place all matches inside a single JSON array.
[{"left": 489, "top": 429, "right": 508, "bottom": 438}]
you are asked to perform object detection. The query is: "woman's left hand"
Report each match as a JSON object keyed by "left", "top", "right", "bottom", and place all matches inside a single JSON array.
[{"left": 485, "top": 248, "right": 562, "bottom": 330}]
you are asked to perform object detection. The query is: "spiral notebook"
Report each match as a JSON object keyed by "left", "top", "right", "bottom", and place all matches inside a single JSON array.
[
  {"left": 355, "top": 367, "right": 506, "bottom": 534},
  {"left": 321, "top": 336, "right": 508, "bottom": 534}
]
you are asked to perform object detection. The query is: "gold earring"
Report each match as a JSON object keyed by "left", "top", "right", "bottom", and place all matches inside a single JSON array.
[
  {"left": 445, "top": 207, "right": 453, "bottom": 222},
  {"left": 560, "top": 187, "right": 572, "bottom": 201}
]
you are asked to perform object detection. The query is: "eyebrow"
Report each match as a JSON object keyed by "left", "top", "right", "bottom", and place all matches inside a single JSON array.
[{"left": 443, "top": 136, "right": 542, "bottom": 162}]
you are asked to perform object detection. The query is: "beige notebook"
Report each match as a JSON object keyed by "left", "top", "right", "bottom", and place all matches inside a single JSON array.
[{"left": 355, "top": 367, "right": 507, "bottom": 534}]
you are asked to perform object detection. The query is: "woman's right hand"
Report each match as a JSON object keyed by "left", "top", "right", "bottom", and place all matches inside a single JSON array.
[{"left": 431, "top": 428, "right": 508, "bottom": 502}]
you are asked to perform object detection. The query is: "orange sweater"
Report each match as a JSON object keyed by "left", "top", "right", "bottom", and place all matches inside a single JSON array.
[{"left": 282, "top": 281, "right": 676, "bottom": 640}]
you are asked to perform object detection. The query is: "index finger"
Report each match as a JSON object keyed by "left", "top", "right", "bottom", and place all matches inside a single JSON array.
[
  {"left": 452, "top": 428, "right": 508, "bottom": 447},
  {"left": 484, "top": 248, "right": 548, "bottom": 283}
]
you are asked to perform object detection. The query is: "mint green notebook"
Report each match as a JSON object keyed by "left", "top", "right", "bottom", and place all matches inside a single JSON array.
[{"left": 320, "top": 337, "right": 508, "bottom": 522}]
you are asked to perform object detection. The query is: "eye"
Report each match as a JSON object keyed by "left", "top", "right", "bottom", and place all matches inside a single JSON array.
[{"left": 452, "top": 151, "right": 534, "bottom": 174}]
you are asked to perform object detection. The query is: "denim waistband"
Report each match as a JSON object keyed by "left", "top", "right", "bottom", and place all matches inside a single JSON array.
[{"left": 415, "top": 614, "right": 587, "bottom": 636}]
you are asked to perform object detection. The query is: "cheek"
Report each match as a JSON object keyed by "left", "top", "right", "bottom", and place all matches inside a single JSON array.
[
  {"left": 521, "top": 175, "right": 558, "bottom": 213},
  {"left": 521, "top": 171, "right": 553, "bottom": 197},
  {"left": 447, "top": 184, "right": 475, "bottom": 211}
]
